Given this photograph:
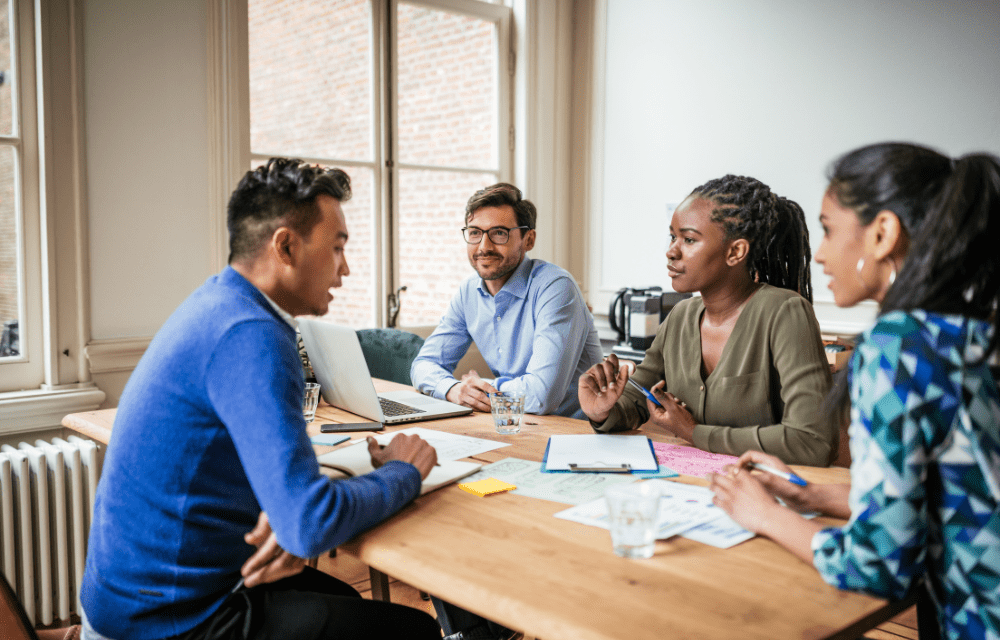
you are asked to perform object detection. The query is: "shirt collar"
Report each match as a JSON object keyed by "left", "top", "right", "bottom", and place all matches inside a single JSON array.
[
  {"left": 258, "top": 288, "right": 298, "bottom": 330},
  {"left": 477, "top": 256, "right": 533, "bottom": 300}
]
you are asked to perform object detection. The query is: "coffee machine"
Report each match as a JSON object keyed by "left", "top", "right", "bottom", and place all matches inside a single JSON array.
[{"left": 608, "top": 287, "right": 690, "bottom": 362}]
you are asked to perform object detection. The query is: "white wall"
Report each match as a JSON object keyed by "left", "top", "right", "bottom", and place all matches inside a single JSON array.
[
  {"left": 595, "top": 0, "right": 1000, "bottom": 333},
  {"left": 84, "top": 0, "right": 214, "bottom": 340}
]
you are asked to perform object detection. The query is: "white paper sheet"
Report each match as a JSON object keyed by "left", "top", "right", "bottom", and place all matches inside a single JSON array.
[
  {"left": 375, "top": 426, "right": 510, "bottom": 461},
  {"left": 543, "top": 434, "right": 658, "bottom": 472},
  {"left": 553, "top": 480, "right": 752, "bottom": 545}
]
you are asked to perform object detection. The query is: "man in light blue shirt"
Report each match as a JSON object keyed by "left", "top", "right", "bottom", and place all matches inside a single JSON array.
[{"left": 410, "top": 183, "right": 602, "bottom": 421}]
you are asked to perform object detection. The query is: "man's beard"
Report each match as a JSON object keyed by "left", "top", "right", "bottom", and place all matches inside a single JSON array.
[{"left": 471, "top": 250, "right": 520, "bottom": 282}]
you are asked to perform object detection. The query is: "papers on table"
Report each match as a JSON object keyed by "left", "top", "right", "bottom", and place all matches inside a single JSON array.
[
  {"left": 376, "top": 426, "right": 510, "bottom": 461},
  {"left": 542, "top": 434, "right": 658, "bottom": 473},
  {"left": 652, "top": 442, "right": 738, "bottom": 477},
  {"left": 316, "top": 426, "right": 506, "bottom": 495},
  {"left": 461, "top": 458, "right": 642, "bottom": 505},
  {"left": 553, "top": 480, "right": 755, "bottom": 548},
  {"left": 317, "top": 438, "right": 482, "bottom": 495}
]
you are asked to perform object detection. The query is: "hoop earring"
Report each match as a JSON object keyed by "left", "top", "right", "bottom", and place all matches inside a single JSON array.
[
  {"left": 855, "top": 257, "right": 868, "bottom": 289},
  {"left": 887, "top": 262, "right": 897, "bottom": 287}
]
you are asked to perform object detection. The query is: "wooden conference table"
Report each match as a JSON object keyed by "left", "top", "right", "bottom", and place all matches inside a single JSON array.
[{"left": 62, "top": 380, "right": 909, "bottom": 640}]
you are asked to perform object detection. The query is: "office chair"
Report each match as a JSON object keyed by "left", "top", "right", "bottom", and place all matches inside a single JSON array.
[{"left": 356, "top": 328, "right": 425, "bottom": 386}]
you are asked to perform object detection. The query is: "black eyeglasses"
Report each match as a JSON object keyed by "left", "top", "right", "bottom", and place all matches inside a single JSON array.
[{"left": 461, "top": 225, "right": 529, "bottom": 245}]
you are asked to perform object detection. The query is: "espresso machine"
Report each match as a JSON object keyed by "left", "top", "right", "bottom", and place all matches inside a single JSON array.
[{"left": 608, "top": 287, "right": 690, "bottom": 363}]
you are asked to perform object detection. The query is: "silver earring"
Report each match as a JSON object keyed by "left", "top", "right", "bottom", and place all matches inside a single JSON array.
[
  {"left": 887, "top": 264, "right": 897, "bottom": 287},
  {"left": 856, "top": 257, "right": 865, "bottom": 277}
]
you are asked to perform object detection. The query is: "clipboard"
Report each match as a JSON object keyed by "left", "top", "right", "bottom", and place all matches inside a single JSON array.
[{"left": 540, "top": 434, "right": 659, "bottom": 474}]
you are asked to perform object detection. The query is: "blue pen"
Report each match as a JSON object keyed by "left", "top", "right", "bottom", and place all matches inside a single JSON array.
[
  {"left": 626, "top": 378, "right": 664, "bottom": 408},
  {"left": 749, "top": 462, "right": 808, "bottom": 487}
]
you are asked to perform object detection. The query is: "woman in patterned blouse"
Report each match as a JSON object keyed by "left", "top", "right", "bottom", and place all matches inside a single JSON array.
[{"left": 710, "top": 142, "right": 1000, "bottom": 640}]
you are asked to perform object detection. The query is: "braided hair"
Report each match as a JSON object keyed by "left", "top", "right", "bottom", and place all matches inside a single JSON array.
[{"left": 689, "top": 175, "right": 813, "bottom": 302}]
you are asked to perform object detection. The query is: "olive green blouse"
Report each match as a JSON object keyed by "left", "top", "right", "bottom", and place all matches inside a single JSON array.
[{"left": 593, "top": 284, "right": 836, "bottom": 466}]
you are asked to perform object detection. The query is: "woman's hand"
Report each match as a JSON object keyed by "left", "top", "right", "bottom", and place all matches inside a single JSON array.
[
  {"left": 644, "top": 381, "right": 696, "bottom": 441},
  {"left": 708, "top": 467, "right": 785, "bottom": 534},
  {"left": 578, "top": 354, "right": 632, "bottom": 422},
  {"left": 721, "top": 451, "right": 851, "bottom": 518},
  {"left": 709, "top": 468, "right": 824, "bottom": 564}
]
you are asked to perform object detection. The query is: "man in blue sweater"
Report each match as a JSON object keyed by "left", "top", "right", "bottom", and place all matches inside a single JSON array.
[{"left": 80, "top": 159, "right": 441, "bottom": 640}]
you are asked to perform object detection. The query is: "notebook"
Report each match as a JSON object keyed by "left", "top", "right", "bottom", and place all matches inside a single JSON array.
[
  {"left": 317, "top": 436, "right": 482, "bottom": 495},
  {"left": 297, "top": 317, "right": 473, "bottom": 424}
]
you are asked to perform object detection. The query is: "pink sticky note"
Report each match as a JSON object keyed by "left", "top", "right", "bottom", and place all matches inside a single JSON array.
[{"left": 652, "top": 442, "right": 738, "bottom": 477}]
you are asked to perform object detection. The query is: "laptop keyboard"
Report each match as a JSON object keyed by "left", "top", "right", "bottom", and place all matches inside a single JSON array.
[{"left": 379, "top": 397, "right": 425, "bottom": 417}]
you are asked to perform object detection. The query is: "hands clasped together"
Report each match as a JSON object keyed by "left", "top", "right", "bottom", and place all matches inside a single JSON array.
[{"left": 577, "top": 353, "right": 696, "bottom": 442}]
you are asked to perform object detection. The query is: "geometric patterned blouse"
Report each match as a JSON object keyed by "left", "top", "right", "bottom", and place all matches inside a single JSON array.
[{"left": 812, "top": 310, "right": 1000, "bottom": 640}]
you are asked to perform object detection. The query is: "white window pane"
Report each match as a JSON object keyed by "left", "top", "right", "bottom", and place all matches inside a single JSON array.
[
  {"left": 396, "top": 168, "right": 496, "bottom": 327},
  {"left": 397, "top": 3, "right": 498, "bottom": 170},
  {"left": 0, "top": 0, "right": 11, "bottom": 136},
  {"left": 249, "top": 0, "right": 373, "bottom": 162},
  {"left": 322, "top": 165, "right": 375, "bottom": 327},
  {"left": 0, "top": 144, "right": 19, "bottom": 357}
]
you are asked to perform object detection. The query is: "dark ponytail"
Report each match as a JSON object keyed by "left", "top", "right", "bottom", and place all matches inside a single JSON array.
[
  {"left": 690, "top": 175, "right": 813, "bottom": 302},
  {"left": 825, "top": 143, "right": 1000, "bottom": 412}
]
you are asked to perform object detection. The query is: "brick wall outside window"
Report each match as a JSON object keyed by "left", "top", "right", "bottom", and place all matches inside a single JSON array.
[
  {"left": 0, "top": 3, "right": 18, "bottom": 346},
  {"left": 250, "top": 0, "right": 499, "bottom": 328}
]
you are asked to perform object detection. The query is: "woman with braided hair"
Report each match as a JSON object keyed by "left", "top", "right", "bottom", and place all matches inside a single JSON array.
[
  {"left": 579, "top": 174, "right": 837, "bottom": 466},
  {"left": 711, "top": 142, "right": 1000, "bottom": 640}
]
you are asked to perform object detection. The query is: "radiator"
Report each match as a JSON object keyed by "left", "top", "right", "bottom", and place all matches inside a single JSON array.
[{"left": 0, "top": 436, "right": 102, "bottom": 626}]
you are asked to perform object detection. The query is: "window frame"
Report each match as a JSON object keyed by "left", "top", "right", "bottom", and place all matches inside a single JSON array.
[
  {"left": 0, "top": 0, "right": 106, "bottom": 432},
  {"left": 0, "top": 0, "right": 42, "bottom": 390},
  {"left": 245, "top": 0, "right": 513, "bottom": 327}
]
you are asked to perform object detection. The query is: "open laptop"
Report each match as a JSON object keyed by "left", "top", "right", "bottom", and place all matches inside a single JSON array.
[{"left": 298, "top": 317, "right": 473, "bottom": 424}]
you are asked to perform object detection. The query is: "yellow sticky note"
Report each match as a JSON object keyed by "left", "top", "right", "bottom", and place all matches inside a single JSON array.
[{"left": 459, "top": 477, "right": 516, "bottom": 497}]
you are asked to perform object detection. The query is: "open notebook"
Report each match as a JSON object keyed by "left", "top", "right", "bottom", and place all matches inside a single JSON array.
[{"left": 318, "top": 438, "right": 482, "bottom": 495}]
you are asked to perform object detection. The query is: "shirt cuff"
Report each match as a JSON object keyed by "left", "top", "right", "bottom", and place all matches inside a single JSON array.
[
  {"left": 691, "top": 423, "right": 712, "bottom": 451},
  {"left": 433, "top": 378, "right": 459, "bottom": 400}
]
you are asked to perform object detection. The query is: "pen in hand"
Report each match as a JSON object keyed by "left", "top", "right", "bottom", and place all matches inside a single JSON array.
[
  {"left": 748, "top": 462, "right": 808, "bottom": 487},
  {"left": 626, "top": 378, "right": 664, "bottom": 408}
]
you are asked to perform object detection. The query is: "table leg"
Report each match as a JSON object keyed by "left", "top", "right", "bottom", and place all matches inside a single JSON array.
[{"left": 369, "top": 567, "right": 391, "bottom": 602}]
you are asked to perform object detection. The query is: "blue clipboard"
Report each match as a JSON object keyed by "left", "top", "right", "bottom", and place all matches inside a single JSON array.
[{"left": 540, "top": 434, "right": 659, "bottom": 474}]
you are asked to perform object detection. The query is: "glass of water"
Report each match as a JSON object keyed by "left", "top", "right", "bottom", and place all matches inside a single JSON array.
[
  {"left": 604, "top": 482, "right": 660, "bottom": 559},
  {"left": 489, "top": 389, "right": 526, "bottom": 435},
  {"left": 302, "top": 382, "right": 321, "bottom": 423}
]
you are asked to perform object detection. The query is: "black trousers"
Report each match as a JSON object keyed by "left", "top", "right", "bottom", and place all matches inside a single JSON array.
[{"left": 172, "top": 567, "right": 440, "bottom": 640}]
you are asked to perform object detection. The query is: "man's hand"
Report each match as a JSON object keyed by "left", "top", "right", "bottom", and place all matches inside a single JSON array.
[
  {"left": 445, "top": 370, "right": 497, "bottom": 412},
  {"left": 241, "top": 512, "right": 306, "bottom": 588},
  {"left": 578, "top": 354, "right": 632, "bottom": 423},
  {"left": 368, "top": 433, "right": 438, "bottom": 479}
]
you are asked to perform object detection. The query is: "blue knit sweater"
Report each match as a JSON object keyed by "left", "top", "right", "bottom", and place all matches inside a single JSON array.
[{"left": 81, "top": 267, "right": 422, "bottom": 639}]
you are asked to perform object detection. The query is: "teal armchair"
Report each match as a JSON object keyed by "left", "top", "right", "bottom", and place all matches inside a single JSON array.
[{"left": 356, "top": 328, "right": 425, "bottom": 386}]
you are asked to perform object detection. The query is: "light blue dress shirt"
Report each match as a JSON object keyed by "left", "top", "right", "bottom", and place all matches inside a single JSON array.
[{"left": 410, "top": 257, "right": 603, "bottom": 419}]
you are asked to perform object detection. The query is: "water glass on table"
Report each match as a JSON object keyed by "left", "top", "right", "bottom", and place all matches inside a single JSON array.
[
  {"left": 489, "top": 389, "right": 526, "bottom": 434},
  {"left": 604, "top": 482, "right": 660, "bottom": 559},
  {"left": 303, "top": 382, "right": 321, "bottom": 423}
]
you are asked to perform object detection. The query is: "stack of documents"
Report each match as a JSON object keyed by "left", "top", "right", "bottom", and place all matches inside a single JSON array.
[{"left": 554, "top": 480, "right": 755, "bottom": 548}]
